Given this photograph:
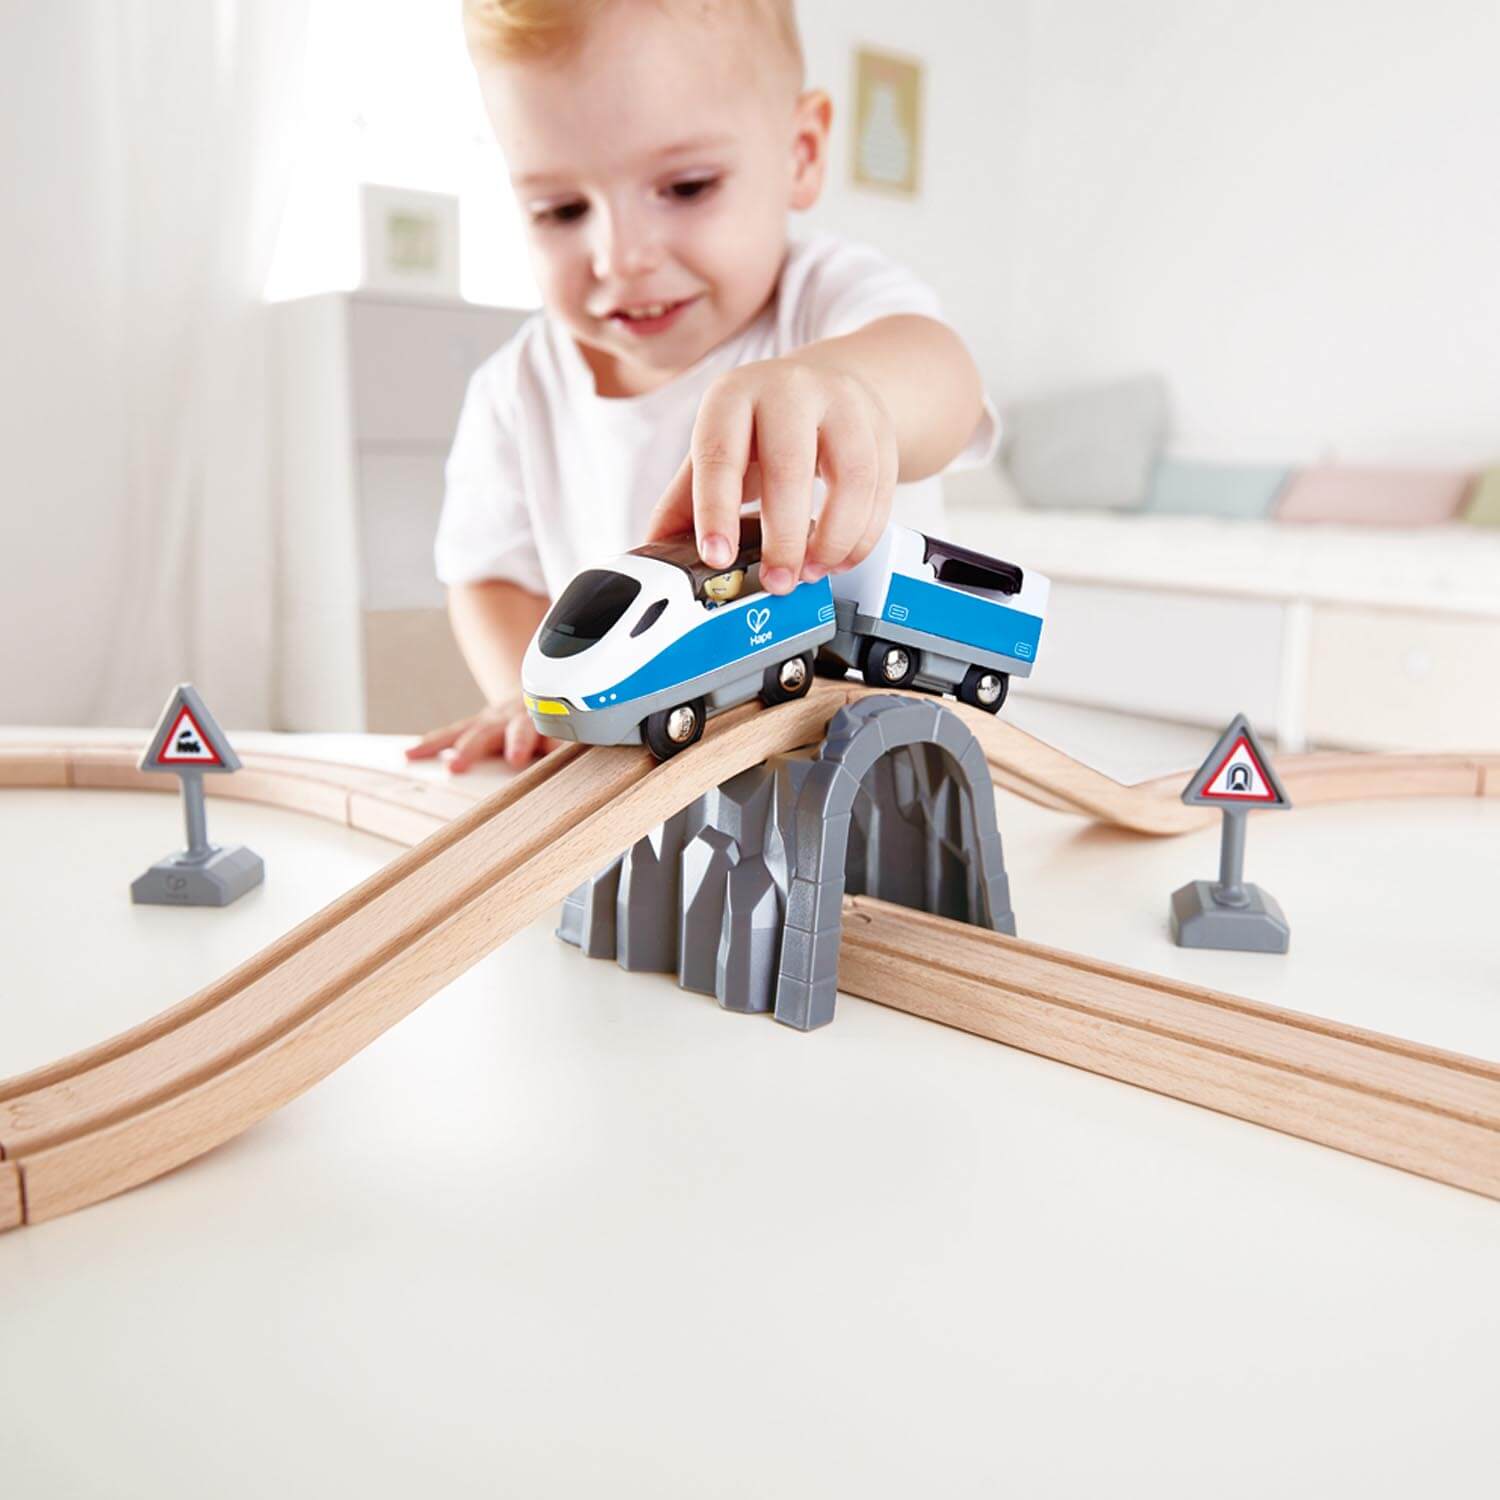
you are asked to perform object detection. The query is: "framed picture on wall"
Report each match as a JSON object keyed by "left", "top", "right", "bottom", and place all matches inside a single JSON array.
[
  {"left": 851, "top": 46, "right": 924, "bottom": 198},
  {"left": 359, "top": 184, "right": 461, "bottom": 299}
]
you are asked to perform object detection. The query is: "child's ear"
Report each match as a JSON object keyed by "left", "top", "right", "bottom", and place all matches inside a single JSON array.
[{"left": 790, "top": 89, "right": 833, "bottom": 210}]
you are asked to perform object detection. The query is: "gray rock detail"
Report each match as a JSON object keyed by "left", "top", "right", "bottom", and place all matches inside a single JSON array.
[
  {"left": 557, "top": 856, "right": 622, "bottom": 959},
  {"left": 557, "top": 696, "right": 1014, "bottom": 1030},
  {"left": 716, "top": 861, "right": 783, "bottom": 1013},
  {"left": 615, "top": 811, "right": 688, "bottom": 972},
  {"left": 679, "top": 828, "right": 739, "bottom": 993}
]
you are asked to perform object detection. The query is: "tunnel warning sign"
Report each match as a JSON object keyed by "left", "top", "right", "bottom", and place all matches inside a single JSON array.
[{"left": 1181, "top": 714, "right": 1291, "bottom": 810}]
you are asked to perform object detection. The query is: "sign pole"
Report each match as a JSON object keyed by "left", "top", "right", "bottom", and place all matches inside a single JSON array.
[
  {"left": 1215, "top": 808, "right": 1250, "bottom": 908},
  {"left": 181, "top": 771, "right": 212, "bottom": 861},
  {"left": 131, "top": 683, "right": 263, "bottom": 907},
  {"left": 1171, "top": 712, "right": 1291, "bottom": 953}
]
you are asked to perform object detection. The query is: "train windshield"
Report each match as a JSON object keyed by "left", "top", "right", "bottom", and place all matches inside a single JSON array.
[{"left": 538, "top": 570, "right": 642, "bottom": 658}]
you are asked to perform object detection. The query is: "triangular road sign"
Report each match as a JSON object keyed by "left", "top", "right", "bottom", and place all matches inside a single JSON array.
[
  {"left": 1181, "top": 713, "right": 1291, "bottom": 810},
  {"left": 139, "top": 684, "right": 242, "bottom": 775}
]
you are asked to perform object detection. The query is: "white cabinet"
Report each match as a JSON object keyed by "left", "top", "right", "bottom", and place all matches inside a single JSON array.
[
  {"left": 273, "top": 291, "right": 528, "bottom": 732},
  {"left": 944, "top": 495, "right": 1500, "bottom": 753},
  {"left": 1304, "top": 605, "right": 1500, "bottom": 751},
  {"left": 1035, "top": 581, "right": 1288, "bottom": 729},
  {"left": 1020, "top": 577, "right": 1500, "bottom": 753}
]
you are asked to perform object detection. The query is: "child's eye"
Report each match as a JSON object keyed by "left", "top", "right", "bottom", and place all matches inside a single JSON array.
[
  {"left": 665, "top": 176, "right": 719, "bottom": 203},
  {"left": 532, "top": 200, "right": 588, "bottom": 226}
]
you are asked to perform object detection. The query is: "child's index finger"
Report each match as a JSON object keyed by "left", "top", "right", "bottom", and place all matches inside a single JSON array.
[
  {"left": 644, "top": 453, "right": 737, "bottom": 569},
  {"left": 698, "top": 527, "right": 735, "bottom": 570},
  {"left": 689, "top": 383, "right": 752, "bottom": 569}
]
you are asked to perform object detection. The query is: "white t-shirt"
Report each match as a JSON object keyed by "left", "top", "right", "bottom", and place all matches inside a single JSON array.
[{"left": 434, "top": 233, "right": 998, "bottom": 600}]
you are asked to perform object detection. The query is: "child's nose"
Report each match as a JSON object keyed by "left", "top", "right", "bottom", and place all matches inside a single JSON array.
[{"left": 590, "top": 206, "right": 664, "bottom": 281}]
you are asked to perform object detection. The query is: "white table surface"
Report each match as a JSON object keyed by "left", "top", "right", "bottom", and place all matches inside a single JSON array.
[{"left": 2, "top": 702, "right": 1497, "bottom": 1498}]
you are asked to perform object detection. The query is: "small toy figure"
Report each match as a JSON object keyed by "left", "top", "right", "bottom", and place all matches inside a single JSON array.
[
  {"left": 1170, "top": 712, "right": 1291, "bottom": 953},
  {"left": 701, "top": 568, "right": 746, "bottom": 606},
  {"left": 131, "top": 684, "right": 265, "bottom": 907},
  {"left": 522, "top": 521, "right": 1049, "bottom": 760}
]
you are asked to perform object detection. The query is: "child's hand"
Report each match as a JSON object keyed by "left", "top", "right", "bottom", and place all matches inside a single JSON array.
[
  {"left": 645, "top": 357, "right": 898, "bottom": 593},
  {"left": 405, "top": 698, "right": 558, "bottom": 773}
]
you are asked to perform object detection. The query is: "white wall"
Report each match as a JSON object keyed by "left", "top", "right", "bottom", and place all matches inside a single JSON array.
[
  {"left": 799, "top": 0, "right": 1030, "bottom": 436},
  {"left": 1007, "top": 0, "right": 1500, "bottom": 462},
  {"left": 806, "top": 0, "right": 1499, "bottom": 464},
  {"left": 805, "top": 0, "right": 1500, "bottom": 465}
]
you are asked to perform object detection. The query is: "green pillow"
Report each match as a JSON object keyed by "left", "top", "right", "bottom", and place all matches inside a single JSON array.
[
  {"left": 1143, "top": 458, "right": 1290, "bottom": 520},
  {"left": 1002, "top": 374, "right": 1167, "bottom": 511},
  {"left": 1462, "top": 467, "right": 1500, "bottom": 526}
]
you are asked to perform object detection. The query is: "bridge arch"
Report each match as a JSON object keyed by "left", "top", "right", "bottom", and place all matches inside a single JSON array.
[{"left": 774, "top": 695, "right": 1015, "bottom": 1030}]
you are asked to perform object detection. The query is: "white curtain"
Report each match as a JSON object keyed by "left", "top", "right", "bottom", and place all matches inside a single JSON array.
[
  {"left": 89, "top": 0, "right": 311, "bottom": 728},
  {"left": 0, "top": 0, "right": 309, "bottom": 730}
]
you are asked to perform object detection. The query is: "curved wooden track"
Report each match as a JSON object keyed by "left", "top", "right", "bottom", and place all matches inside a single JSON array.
[{"left": 2, "top": 684, "right": 1497, "bottom": 1229}]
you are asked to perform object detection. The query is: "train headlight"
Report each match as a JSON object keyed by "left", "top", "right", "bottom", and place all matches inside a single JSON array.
[{"left": 524, "top": 694, "right": 571, "bottom": 716}]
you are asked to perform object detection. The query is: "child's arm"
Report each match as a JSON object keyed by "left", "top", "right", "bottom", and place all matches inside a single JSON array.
[
  {"left": 405, "top": 578, "right": 557, "bottom": 771},
  {"left": 645, "top": 314, "right": 984, "bottom": 589}
]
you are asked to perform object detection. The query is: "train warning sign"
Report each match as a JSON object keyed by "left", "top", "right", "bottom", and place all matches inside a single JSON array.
[
  {"left": 138, "top": 684, "right": 242, "bottom": 775},
  {"left": 1180, "top": 713, "right": 1290, "bottom": 810}
]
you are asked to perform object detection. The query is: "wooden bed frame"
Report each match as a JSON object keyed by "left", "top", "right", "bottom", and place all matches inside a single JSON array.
[{"left": 2, "top": 684, "right": 1496, "bottom": 1230}]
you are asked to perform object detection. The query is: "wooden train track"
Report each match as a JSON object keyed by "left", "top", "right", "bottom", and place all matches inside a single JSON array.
[
  {"left": 2, "top": 684, "right": 1497, "bottom": 1228},
  {"left": 13, "top": 690, "right": 1493, "bottom": 837},
  {"left": 840, "top": 899, "right": 1500, "bottom": 1200}
]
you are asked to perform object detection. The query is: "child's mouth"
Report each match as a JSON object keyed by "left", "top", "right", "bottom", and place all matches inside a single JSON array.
[{"left": 607, "top": 296, "right": 699, "bottom": 336}]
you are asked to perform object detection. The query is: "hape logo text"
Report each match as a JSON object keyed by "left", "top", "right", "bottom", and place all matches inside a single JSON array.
[{"left": 746, "top": 606, "right": 773, "bottom": 646}]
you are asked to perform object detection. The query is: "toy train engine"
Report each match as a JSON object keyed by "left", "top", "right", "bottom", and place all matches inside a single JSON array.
[{"left": 521, "top": 517, "right": 837, "bottom": 759}]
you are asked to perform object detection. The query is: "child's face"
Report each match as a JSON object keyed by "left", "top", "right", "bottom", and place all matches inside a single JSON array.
[{"left": 474, "top": 1, "right": 827, "bottom": 397}]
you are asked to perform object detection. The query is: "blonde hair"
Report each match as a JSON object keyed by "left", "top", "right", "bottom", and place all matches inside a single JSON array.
[{"left": 463, "top": 0, "right": 803, "bottom": 82}]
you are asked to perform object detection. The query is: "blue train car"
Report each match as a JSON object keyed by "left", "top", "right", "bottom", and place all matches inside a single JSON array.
[{"left": 822, "top": 525, "right": 1050, "bottom": 712}]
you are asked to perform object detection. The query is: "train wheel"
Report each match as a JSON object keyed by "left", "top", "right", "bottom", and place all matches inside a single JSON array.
[
  {"left": 861, "top": 637, "right": 918, "bottom": 690},
  {"left": 643, "top": 699, "right": 705, "bottom": 760},
  {"left": 958, "top": 665, "right": 1009, "bottom": 713},
  {"left": 761, "top": 651, "right": 814, "bottom": 706}
]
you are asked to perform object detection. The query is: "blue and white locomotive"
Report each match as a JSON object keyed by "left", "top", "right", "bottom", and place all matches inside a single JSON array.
[{"left": 522, "top": 518, "right": 1049, "bottom": 760}]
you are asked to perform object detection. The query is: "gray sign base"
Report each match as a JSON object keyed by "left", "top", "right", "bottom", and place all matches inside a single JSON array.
[
  {"left": 1170, "top": 879, "right": 1289, "bottom": 954},
  {"left": 131, "top": 845, "right": 265, "bottom": 908}
]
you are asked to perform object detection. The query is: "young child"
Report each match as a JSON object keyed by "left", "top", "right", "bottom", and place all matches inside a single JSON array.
[{"left": 407, "top": 0, "right": 995, "bottom": 773}]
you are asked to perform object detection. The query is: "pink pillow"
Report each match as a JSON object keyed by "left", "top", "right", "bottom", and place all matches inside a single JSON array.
[{"left": 1275, "top": 466, "right": 1473, "bottom": 526}]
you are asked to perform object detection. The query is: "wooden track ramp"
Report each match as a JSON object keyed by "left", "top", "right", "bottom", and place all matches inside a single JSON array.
[
  {"left": 2, "top": 685, "right": 1497, "bottom": 1229},
  {"left": 963, "top": 718, "right": 1500, "bottom": 836},
  {"left": 0, "top": 693, "right": 854, "bottom": 1225}
]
